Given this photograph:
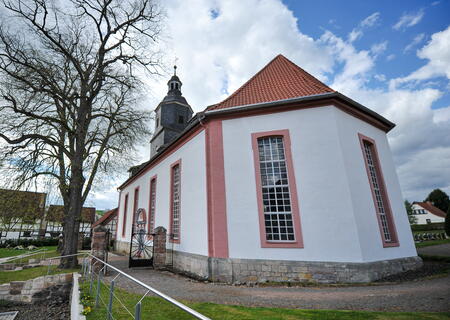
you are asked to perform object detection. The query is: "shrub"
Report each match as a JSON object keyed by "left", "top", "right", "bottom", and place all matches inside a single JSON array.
[
  {"left": 0, "top": 238, "right": 59, "bottom": 248},
  {"left": 411, "top": 223, "right": 445, "bottom": 232}
]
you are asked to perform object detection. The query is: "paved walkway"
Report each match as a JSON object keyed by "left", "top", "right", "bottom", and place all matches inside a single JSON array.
[
  {"left": 418, "top": 243, "right": 450, "bottom": 257},
  {"left": 105, "top": 255, "right": 450, "bottom": 312}
]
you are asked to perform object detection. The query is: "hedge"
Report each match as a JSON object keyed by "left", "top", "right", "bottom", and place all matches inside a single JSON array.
[
  {"left": 411, "top": 222, "right": 445, "bottom": 231},
  {"left": 0, "top": 238, "right": 59, "bottom": 248}
]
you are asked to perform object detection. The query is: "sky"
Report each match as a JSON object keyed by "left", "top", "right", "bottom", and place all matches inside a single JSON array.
[{"left": 82, "top": 0, "right": 450, "bottom": 210}]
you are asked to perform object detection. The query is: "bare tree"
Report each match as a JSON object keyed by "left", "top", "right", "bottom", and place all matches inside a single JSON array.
[{"left": 0, "top": 0, "right": 163, "bottom": 267}]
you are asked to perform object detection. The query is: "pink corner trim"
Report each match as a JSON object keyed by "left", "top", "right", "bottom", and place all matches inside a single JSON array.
[
  {"left": 169, "top": 159, "right": 182, "bottom": 244},
  {"left": 205, "top": 120, "right": 230, "bottom": 258},
  {"left": 251, "top": 129, "right": 304, "bottom": 248},
  {"left": 116, "top": 191, "right": 122, "bottom": 240},
  {"left": 121, "top": 193, "right": 129, "bottom": 237},
  {"left": 358, "top": 133, "right": 399, "bottom": 247},
  {"left": 148, "top": 175, "right": 157, "bottom": 239}
]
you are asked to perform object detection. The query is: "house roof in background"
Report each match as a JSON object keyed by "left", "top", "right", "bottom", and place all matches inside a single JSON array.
[
  {"left": 207, "top": 54, "right": 334, "bottom": 111},
  {"left": 46, "top": 205, "right": 96, "bottom": 223},
  {"left": 0, "top": 188, "right": 46, "bottom": 218},
  {"left": 414, "top": 202, "right": 447, "bottom": 218},
  {"left": 92, "top": 208, "right": 118, "bottom": 228}
]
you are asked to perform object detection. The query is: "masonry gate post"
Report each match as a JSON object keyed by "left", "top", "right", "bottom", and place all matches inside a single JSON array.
[
  {"left": 153, "top": 226, "right": 167, "bottom": 269},
  {"left": 91, "top": 225, "right": 108, "bottom": 273}
]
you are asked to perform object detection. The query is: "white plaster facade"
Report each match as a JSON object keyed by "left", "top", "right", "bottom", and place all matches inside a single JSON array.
[
  {"left": 116, "top": 130, "right": 208, "bottom": 256},
  {"left": 222, "top": 105, "right": 417, "bottom": 263}
]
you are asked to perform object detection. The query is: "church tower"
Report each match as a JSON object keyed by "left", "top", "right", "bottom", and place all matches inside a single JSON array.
[{"left": 150, "top": 66, "right": 193, "bottom": 157}]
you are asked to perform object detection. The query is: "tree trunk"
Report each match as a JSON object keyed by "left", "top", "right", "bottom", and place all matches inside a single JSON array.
[{"left": 59, "top": 165, "right": 84, "bottom": 268}]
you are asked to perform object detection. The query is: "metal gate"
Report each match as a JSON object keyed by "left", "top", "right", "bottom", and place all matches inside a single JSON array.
[{"left": 129, "top": 208, "right": 153, "bottom": 268}]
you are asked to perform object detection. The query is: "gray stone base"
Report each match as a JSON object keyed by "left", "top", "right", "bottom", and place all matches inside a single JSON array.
[
  {"left": 114, "top": 240, "right": 130, "bottom": 255},
  {"left": 113, "top": 240, "right": 422, "bottom": 283}
]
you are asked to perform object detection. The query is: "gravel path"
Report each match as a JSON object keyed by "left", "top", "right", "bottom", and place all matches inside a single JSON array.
[
  {"left": 103, "top": 256, "right": 450, "bottom": 312},
  {"left": 418, "top": 243, "right": 450, "bottom": 257}
]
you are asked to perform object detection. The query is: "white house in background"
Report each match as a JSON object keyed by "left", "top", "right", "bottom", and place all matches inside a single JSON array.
[
  {"left": 411, "top": 202, "right": 446, "bottom": 225},
  {"left": 115, "top": 54, "right": 421, "bottom": 283}
]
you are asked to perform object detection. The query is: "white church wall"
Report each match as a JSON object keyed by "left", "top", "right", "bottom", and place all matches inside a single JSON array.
[
  {"left": 222, "top": 106, "right": 366, "bottom": 262},
  {"left": 333, "top": 107, "right": 417, "bottom": 262},
  {"left": 411, "top": 203, "right": 445, "bottom": 224},
  {"left": 116, "top": 130, "right": 208, "bottom": 256}
]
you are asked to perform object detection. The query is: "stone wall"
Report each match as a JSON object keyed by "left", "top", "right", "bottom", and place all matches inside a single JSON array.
[
  {"left": 114, "top": 240, "right": 130, "bottom": 255},
  {"left": 173, "top": 253, "right": 422, "bottom": 284},
  {"left": 0, "top": 273, "right": 73, "bottom": 303},
  {"left": 113, "top": 239, "right": 423, "bottom": 283}
]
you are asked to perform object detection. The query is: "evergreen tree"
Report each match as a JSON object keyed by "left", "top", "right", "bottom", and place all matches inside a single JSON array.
[
  {"left": 424, "top": 189, "right": 450, "bottom": 213},
  {"left": 404, "top": 200, "right": 417, "bottom": 225}
]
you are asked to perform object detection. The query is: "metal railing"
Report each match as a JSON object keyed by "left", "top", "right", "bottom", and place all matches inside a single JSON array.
[
  {"left": 0, "top": 248, "right": 50, "bottom": 264},
  {"left": 76, "top": 253, "right": 210, "bottom": 320}
]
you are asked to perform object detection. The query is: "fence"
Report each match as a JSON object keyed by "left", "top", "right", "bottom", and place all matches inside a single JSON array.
[{"left": 80, "top": 254, "right": 210, "bottom": 320}]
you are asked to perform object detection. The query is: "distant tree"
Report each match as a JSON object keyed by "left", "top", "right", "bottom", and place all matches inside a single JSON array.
[
  {"left": 424, "top": 189, "right": 450, "bottom": 213},
  {"left": 404, "top": 200, "right": 417, "bottom": 225},
  {"left": 445, "top": 206, "right": 450, "bottom": 237}
]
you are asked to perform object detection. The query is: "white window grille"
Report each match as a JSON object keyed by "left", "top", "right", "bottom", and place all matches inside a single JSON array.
[
  {"left": 363, "top": 141, "right": 392, "bottom": 242},
  {"left": 171, "top": 165, "right": 181, "bottom": 240},
  {"left": 257, "top": 137, "right": 295, "bottom": 242}
]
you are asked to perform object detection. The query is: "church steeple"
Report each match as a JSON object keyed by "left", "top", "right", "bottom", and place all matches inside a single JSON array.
[
  {"left": 150, "top": 65, "right": 193, "bottom": 157},
  {"left": 167, "top": 65, "right": 182, "bottom": 95}
]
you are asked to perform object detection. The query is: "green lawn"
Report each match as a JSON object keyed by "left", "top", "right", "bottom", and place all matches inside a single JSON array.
[
  {"left": 79, "top": 280, "right": 450, "bottom": 320},
  {"left": 0, "top": 265, "right": 79, "bottom": 284},
  {"left": 0, "top": 246, "right": 57, "bottom": 259},
  {"left": 416, "top": 239, "right": 450, "bottom": 248}
]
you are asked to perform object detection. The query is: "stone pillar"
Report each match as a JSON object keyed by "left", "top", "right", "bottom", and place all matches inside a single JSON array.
[
  {"left": 153, "top": 226, "right": 167, "bottom": 269},
  {"left": 91, "top": 225, "right": 107, "bottom": 273}
]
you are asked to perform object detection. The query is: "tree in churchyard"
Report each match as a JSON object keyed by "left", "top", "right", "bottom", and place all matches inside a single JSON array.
[
  {"left": 0, "top": 0, "right": 163, "bottom": 267},
  {"left": 424, "top": 189, "right": 450, "bottom": 213},
  {"left": 445, "top": 206, "right": 450, "bottom": 237},
  {"left": 404, "top": 200, "right": 417, "bottom": 225}
]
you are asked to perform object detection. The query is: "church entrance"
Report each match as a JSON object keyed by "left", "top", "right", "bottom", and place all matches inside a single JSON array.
[{"left": 128, "top": 208, "right": 154, "bottom": 268}]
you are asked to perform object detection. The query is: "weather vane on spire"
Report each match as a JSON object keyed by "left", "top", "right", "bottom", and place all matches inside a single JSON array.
[{"left": 174, "top": 56, "right": 179, "bottom": 76}]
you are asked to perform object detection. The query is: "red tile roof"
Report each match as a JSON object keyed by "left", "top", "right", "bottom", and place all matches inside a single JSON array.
[
  {"left": 207, "top": 54, "right": 334, "bottom": 111},
  {"left": 92, "top": 208, "right": 118, "bottom": 228},
  {"left": 415, "top": 202, "right": 447, "bottom": 218}
]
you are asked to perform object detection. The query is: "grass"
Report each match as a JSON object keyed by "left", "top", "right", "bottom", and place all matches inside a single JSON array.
[
  {"left": 79, "top": 280, "right": 450, "bottom": 320},
  {"left": 0, "top": 265, "right": 79, "bottom": 284},
  {"left": 416, "top": 239, "right": 450, "bottom": 248},
  {"left": 0, "top": 246, "right": 58, "bottom": 259}
]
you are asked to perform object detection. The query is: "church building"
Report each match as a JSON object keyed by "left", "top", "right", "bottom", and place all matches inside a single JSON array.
[{"left": 115, "top": 54, "right": 421, "bottom": 283}]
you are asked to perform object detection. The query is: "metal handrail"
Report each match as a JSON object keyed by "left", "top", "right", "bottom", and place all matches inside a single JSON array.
[
  {"left": 41, "top": 253, "right": 211, "bottom": 320},
  {"left": 0, "top": 248, "right": 48, "bottom": 264}
]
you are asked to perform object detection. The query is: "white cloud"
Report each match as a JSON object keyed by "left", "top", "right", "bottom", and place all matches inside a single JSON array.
[
  {"left": 361, "top": 12, "right": 381, "bottom": 27},
  {"left": 374, "top": 74, "right": 386, "bottom": 82},
  {"left": 347, "top": 12, "right": 380, "bottom": 43},
  {"left": 390, "top": 25, "right": 450, "bottom": 89},
  {"left": 386, "top": 54, "right": 396, "bottom": 61},
  {"left": 393, "top": 9, "right": 425, "bottom": 30},
  {"left": 433, "top": 106, "right": 450, "bottom": 123},
  {"left": 404, "top": 33, "right": 426, "bottom": 53},
  {"left": 371, "top": 41, "right": 388, "bottom": 58}
]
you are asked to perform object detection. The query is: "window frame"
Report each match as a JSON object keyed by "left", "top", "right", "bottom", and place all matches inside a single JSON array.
[
  {"left": 251, "top": 129, "right": 303, "bottom": 248},
  {"left": 121, "top": 193, "right": 129, "bottom": 237},
  {"left": 358, "top": 133, "right": 399, "bottom": 247},
  {"left": 148, "top": 175, "right": 157, "bottom": 238},
  {"left": 169, "top": 159, "right": 182, "bottom": 243}
]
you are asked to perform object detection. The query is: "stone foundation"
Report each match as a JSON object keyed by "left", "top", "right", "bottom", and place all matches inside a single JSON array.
[
  {"left": 0, "top": 273, "right": 73, "bottom": 303},
  {"left": 114, "top": 240, "right": 130, "bottom": 255},
  {"left": 113, "top": 240, "right": 422, "bottom": 283}
]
